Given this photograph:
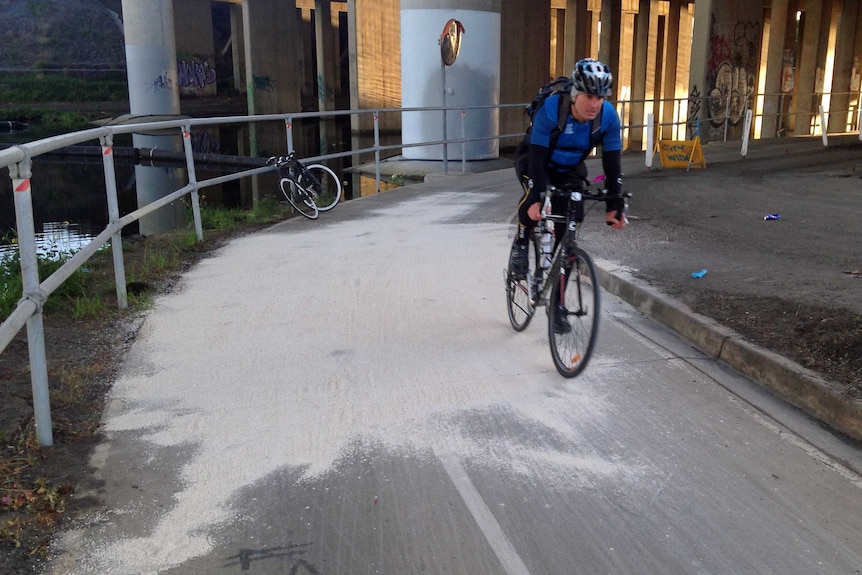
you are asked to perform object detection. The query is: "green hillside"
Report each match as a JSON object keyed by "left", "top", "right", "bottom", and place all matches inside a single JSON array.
[{"left": 0, "top": 0, "right": 124, "bottom": 70}]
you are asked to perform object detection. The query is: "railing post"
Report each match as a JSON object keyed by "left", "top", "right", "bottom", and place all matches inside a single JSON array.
[
  {"left": 819, "top": 105, "right": 829, "bottom": 147},
  {"left": 99, "top": 134, "right": 128, "bottom": 309},
  {"left": 181, "top": 124, "right": 204, "bottom": 241},
  {"left": 723, "top": 95, "right": 731, "bottom": 142},
  {"left": 460, "top": 107, "right": 466, "bottom": 174},
  {"left": 619, "top": 100, "right": 627, "bottom": 146},
  {"left": 741, "top": 110, "right": 753, "bottom": 157},
  {"left": 645, "top": 113, "right": 655, "bottom": 169},
  {"left": 9, "top": 154, "right": 53, "bottom": 447},
  {"left": 373, "top": 110, "right": 381, "bottom": 193},
  {"left": 285, "top": 117, "right": 295, "bottom": 152}
]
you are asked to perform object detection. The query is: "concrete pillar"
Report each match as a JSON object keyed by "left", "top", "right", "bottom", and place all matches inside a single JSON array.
[
  {"left": 501, "top": 0, "right": 551, "bottom": 147},
  {"left": 347, "top": 0, "right": 400, "bottom": 141},
  {"left": 598, "top": 0, "right": 621, "bottom": 99},
  {"left": 762, "top": 0, "right": 790, "bottom": 138},
  {"left": 173, "top": 0, "right": 218, "bottom": 98},
  {"left": 315, "top": 0, "right": 338, "bottom": 154},
  {"left": 653, "top": 12, "right": 666, "bottom": 134},
  {"left": 564, "top": 0, "right": 590, "bottom": 72},
  {"left": 401, "top": 0, "right": 501, "bottom": 160},
  {"left": 690, "top": 0, "right": 763, "bottom": 142},
  {"left": 629, "top": 0, "right": 650, "bottom": 149},
  {"left": 230, "top": 3, "right": 245, "bottom": 96},
  {"left": 122, "top": 0, "right": 185, "bottom": 236},
  {"left": 242, "top": 0, "right": 303, "bottom": 156},
  {"left": 688, "top": 0, "right": 711, "bottom": 140},
  {"left": 828, "top": 0, "right": 858, "bottom": 132},
  {"left": 661, "top": 0, "right": 681, "bottom": 139},
  {"left": 793, "top": 1, "right": 824, "bottom": 135},
  {"left": 855, "top": 0, "right": 862, "bottom": 131}
]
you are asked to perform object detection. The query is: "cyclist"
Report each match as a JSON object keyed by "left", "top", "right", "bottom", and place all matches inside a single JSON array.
[{"left": 509, "top": 58, "right": 627, "bottom": 332}]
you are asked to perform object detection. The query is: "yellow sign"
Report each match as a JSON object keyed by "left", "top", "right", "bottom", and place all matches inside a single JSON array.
[{"left": 656, "top": 136, "right": 706, "bottom": 170}]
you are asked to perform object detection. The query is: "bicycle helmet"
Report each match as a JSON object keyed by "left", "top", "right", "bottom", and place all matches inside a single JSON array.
[{"left": 571, "top": 58, "right": 613, "bottom": 97}]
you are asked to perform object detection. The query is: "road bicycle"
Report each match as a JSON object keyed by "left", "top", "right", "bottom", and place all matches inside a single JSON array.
[
  {"left": 266, "top": 152, "right": 342, "bottom": 220},
  {"left": 505, "top": 177, "right": 630, "bottom": 378}
]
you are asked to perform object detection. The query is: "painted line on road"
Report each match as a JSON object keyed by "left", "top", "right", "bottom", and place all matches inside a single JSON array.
[{"left": 436, "top": 450, "right": 534, "bottom": 575}]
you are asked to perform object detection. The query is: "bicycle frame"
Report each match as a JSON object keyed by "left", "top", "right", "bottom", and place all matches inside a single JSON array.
[
  {"left": 529, "top": 188, "right": 587, "bottom": 308},
  {"left": 273, "top": 153, "right": 321, "bottom": 198}
]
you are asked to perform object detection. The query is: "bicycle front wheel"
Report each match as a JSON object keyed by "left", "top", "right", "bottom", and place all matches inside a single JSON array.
[
  {"left": 280, "top": 178, "right": 319, "bottom": 220},
  {"left": 548, "top": 247, "right": 601, "bottom": 378},
  {"left": 305, "top": 164, "right": 342, "bottom": 212},
  {"left": 506, "top": 236, "right": 537, "bottom": 331}
]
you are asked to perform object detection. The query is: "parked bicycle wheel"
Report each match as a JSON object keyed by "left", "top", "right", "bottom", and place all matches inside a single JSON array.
[
  {"left": 548, "top": 247, "right": 601, "bottom": 377},
  {"left": 304, "top": 164, "right": 341, "bottom": 212},
  {"left": 280, "top": 178, "right": 319, "bottom": 220},
  {"left": 506, "top": 236, "right": 537, "bottom": 331}
]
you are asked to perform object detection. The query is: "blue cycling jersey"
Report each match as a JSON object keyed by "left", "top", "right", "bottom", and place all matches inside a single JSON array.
[{"left": 529, "top": 94, "right": 622, "bottom": 170}]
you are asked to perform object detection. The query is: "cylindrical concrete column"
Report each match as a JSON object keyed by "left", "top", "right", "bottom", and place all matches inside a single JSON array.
[
  {"left": 122, "top": 0, "right": 185, "bottom": 236},
  {"left": 401, "top": 0, "right": 501, "bottom": 160},
  {"left": 123, "top": 0, "right": 181, "bottom": 115}
]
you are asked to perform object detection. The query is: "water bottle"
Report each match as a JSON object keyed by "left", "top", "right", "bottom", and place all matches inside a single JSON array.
[{"left": 540, "top": 226, "right": 553, "bottom": 269}]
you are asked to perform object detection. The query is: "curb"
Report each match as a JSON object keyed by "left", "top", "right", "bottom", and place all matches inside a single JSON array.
[{"left": 596, "top": 262, "right": 862, "bottom": 444}]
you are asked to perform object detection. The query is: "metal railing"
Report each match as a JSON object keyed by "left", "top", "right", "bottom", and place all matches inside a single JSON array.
[{"left": 2, "top": 91, "right": 861, "bottom": 446}]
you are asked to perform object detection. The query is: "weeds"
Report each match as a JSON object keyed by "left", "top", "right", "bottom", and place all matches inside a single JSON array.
[
  {"left": 0, "top": 72, "right": 127, "bottom": 104},
  {"left": 0, "top": 420, "right": 70, "bottom": 555}
]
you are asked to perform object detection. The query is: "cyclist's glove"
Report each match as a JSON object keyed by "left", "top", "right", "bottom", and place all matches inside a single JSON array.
[{"left": 605, "top": 194, "right": 627, "bottom": 229}]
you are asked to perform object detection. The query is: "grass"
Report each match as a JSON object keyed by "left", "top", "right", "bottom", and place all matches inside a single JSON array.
[
  {"left": 0, "top": 72, "right": 129, "bottom": 140},
  {"left": 0, "top": 198, "right": 293, "bottom": 558},
  {"left": 0, "top": 72, "right": 127, "bottom": 104}
]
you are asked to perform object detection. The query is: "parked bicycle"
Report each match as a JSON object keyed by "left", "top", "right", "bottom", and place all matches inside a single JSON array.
[
  {"left": 505, "top": 176, "right": 630, "bottom": 378},
  {"left": 266, "top": 152, "right": 342, "bottom": 220}
]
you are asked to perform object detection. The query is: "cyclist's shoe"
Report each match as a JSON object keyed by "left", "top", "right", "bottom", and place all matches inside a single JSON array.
[
  {"left": 553, "top": 305, "right": 572, "bottom": 334},
  {"left": 510, "top": 239, "right": 529, "bottom": 278},
  {"left": 532, "top": 278, "right": 544, "bottom": 302}
]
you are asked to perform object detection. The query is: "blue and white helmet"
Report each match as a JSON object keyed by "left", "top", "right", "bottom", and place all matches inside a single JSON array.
[{"left": 572, "top": 58, "right": 613, "bottom": 97}]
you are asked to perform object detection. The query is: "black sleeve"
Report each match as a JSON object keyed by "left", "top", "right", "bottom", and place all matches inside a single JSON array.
[
  {"left": 601, "top": 148, "right": 624, "bottom": 213},
  {"left": 527, "top": 143, "right": 552, "bottom": 205}
]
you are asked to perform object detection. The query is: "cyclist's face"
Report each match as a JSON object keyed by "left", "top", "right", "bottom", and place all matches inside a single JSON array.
[{"left": 571, "top": 93, "right": 604, "bottom": 122}]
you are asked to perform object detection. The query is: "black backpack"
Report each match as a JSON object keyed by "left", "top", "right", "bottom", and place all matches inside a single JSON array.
[{"left": 514, "top": 76, "right": 603, "bottom": 181}]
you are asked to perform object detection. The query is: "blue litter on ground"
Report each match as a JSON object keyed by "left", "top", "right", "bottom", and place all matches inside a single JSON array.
[{"left": 691, "top": 269, "right": 707, "bottom": 278}]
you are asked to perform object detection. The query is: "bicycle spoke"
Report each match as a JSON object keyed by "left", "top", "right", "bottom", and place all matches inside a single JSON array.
[
  {"left": 506, "top": 237, "right": 537, "bottom": 331},
  {"left": 305, "top": 165, "right": 342, "bottom": 211},
  {"left": 280, "top": 178, "right": 319, "bottom": 220},
  {"left": 548, "top": 248, "right": 600, "bottom": 377}
]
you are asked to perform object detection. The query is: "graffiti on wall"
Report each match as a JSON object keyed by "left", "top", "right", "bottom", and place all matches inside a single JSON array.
[
  {"left": 148, "top": 71, "right": 174, "bottom": 93},
  {"left": 190, "top": 129, "right": 220, "bottom": 154},
  {"left": 706, "top": 15, "right": 760, "bottom": 131},
  {"left": 178, "top": 57, "right": 217, "bottom": 90},
  {"left": 687, "top": 85, "right": 702, "bottom": 138}
]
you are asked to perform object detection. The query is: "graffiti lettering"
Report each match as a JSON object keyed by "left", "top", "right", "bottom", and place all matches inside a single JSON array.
[
  {"left": 178, "top": 58, "right": 217, "bottom": 89},
  {"left": 254, "top": 75, "right": 276, "bottom": 92},
  {"left": 688, "top": 86, "right": 702, "bottom": 138},
  {"left": 148, "top": 72, "right": 174, "bottom": 93},
  {"left": 190, "top": 130, "right": 220, "bottom": 154},
  {"left": 706, "top": 16, "right": 760, "bottom": 128}
]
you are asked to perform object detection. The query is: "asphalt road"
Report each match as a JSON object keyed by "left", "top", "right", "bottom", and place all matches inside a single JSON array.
[{"left": 48, "top": 163, "right": 862, "bottom": 574}]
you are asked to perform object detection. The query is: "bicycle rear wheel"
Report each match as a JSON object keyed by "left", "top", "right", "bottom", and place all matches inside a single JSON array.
[
  {"left": 548, "top": 247, "right": 601, "bottom": 378},
  {"left": 280, "top": 178, "right": 319, "bottom": 220},
  {"left": 506, "top": 236, "right": 537, "bottom": 331},
  {"left": 305, "top": 164, "right": 341, "bottom": 212}
]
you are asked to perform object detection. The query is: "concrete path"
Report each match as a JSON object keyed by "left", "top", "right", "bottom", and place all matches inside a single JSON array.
[{"left": 48, "top": 139, "right": 862, "bottom": 574}]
